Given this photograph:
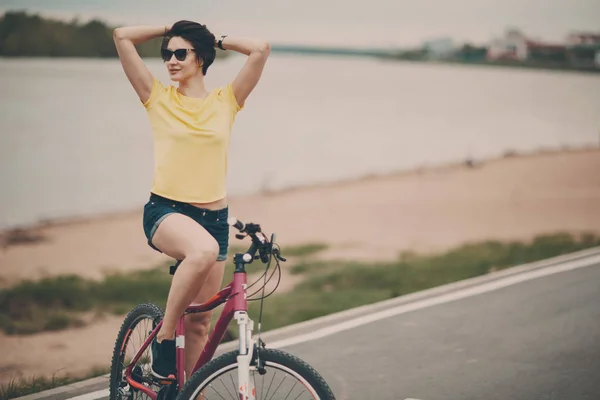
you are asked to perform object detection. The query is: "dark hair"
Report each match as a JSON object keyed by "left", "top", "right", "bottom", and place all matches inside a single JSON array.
[{"left": 162, "top": 20, "right": 216, "bottom": 75}]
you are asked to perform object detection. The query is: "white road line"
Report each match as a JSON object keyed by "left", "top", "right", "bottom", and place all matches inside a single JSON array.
[
  {"left": 67, "top": 253, "right": 599, "bottom": 400},
  {"left": 267, "top": 254, "right": 600, "bottom": 349},
  {"left": 66, "top": 388, "right": 109, "bottom": 400}
]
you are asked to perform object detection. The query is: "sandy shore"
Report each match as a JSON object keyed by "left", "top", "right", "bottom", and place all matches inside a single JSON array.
[{"left": 1, "top": 148, "right": 600, "bottom": 385}]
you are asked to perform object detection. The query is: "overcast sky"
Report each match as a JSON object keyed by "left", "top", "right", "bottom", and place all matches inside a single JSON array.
[{"left": 1, "top": 0, "right": 598, "bottom": 46}]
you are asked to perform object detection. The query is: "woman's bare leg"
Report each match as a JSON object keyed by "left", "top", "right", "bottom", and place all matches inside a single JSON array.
[
  {"left": 150, "top": 213, "right": 220, "bottom": 341},
  {"left": 183, "top": 260, "right": 226, "bottom": 377}
]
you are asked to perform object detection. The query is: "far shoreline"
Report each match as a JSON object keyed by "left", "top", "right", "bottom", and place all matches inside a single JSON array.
[{"left": 2, "top": 52, "right": 599, "bottom": 76}]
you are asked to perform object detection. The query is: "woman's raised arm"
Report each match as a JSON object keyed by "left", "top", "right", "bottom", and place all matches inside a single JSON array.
[
  {"left": 113, "top": 25, "right": 169, "bottom": 103},
  {"left": 217, "top": 35, "right": 271, "bottom": 107}
]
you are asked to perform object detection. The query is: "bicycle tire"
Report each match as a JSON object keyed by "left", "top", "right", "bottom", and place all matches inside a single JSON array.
[
  {"left": 109, "top": 303, "right": 164, "bottom": 400},
  {"left": 176, "top": 347, "right": 336, "bottom": 400}
]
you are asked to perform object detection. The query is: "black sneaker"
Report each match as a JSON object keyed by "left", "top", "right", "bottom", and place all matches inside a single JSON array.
[{"left": 150, "top": 337, "right": 176, "bottom": 379}]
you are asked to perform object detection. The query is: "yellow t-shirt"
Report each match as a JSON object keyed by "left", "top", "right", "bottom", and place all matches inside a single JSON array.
[{"left": 143, "top": 78, "right": 243, "bottom": 203}]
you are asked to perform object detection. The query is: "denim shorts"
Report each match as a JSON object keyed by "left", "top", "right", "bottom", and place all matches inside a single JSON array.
[{"left": 142, "top": 193, "right": 229, "bottom": 262}]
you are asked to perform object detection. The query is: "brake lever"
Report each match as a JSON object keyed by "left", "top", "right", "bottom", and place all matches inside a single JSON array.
[{"left": 273, "top": 249, "right": 287, "bottom": 262}]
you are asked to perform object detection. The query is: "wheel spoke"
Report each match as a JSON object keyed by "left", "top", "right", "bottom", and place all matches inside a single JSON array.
[
  {"left": 282, "top": 380, "right": 298, "bottom": 400},
  {"left": 217, "top": 375, "right": 235, "bottom": 399},
  {"left": 207, "top": 381, "right": 228, "bottom": 400},
  {"left": 291, "top": 391, "right": 304, "bottom": 400},
  {"left": 262, "top": 368, "right": 276, "bottom": 400},
  {"left": 267, "top": 374, "right": 286, "bottom": 400}
]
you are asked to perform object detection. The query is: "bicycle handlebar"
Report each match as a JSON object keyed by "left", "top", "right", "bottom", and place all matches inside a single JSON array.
[
  {"left": 229, "top": 217, "right": 246, "bottom": 232},
  {"left": 228, "top": 217, "right": 286, "bottom": 263},
  {"left": 228, "top": 216, "right": 265, "bottom": 240}
]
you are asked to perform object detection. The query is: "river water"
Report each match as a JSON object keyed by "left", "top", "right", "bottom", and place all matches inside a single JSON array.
[{"left": 1, "top": 55, "right": 599, "bottom": 229}]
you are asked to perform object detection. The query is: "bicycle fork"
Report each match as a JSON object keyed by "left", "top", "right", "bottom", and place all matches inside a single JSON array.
[{"left": 234, "top": 311, "right": 257, "bottom": 400}]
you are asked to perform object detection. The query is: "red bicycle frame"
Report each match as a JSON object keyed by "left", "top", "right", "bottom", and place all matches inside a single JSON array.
[{"left": 123, "top": 270, "right": 249, "bottom": 399}]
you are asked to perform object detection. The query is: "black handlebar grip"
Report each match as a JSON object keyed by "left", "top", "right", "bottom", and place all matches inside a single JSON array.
[{"left": 228, "top": 217, "right": 245, "bottom": 231}]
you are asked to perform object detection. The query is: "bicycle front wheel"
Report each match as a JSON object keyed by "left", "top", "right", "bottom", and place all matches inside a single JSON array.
[{"left": 176, "top": 348, "right": 336, "bottom": 400}]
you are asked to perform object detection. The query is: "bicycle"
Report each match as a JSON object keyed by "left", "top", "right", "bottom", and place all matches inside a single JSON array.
[{"left": 109, "top": 217, "right": 336, "bottom": 400}]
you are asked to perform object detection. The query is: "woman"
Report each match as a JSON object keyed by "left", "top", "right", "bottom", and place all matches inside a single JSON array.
[{"left": 113, "top": 20, "right": 270, "bottom": 380}]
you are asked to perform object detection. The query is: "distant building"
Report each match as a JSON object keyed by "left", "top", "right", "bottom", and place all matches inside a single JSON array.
[
  {"left": 487, "top": 29, "right": 567, "bottom": 61},
  {"left": 566, "top": 32, "right": 600, "bottom": 46},
  {"left": 566, "top": 32, "right": 600, "bottom": 68},
  {"left": 525, "top": 39, "right": 568, "bottom": 64},
  {"left": 486, "top": 29, "right": 600, "bottom": 69},
  {"left": 486, "top": 29, "right": 529, "bottom": 60}
]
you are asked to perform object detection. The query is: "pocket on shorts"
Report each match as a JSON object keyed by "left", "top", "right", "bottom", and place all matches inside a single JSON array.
[{"left": 142, "top": 201, "right": 172, "bottom": 241}]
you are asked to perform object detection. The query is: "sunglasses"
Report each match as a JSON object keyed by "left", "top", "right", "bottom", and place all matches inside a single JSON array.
[{"left": 161, "top": 48, "right": 194, "bottom": 62}]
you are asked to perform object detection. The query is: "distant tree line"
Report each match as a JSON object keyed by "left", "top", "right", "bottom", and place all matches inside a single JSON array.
[{"left": 0, "top": 11, "right": 228, "bottom": 58}]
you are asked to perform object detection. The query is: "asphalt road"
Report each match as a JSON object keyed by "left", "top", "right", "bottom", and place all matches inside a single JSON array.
[
  {"left": 288, "top": 261, "right": 600, "bottom": 400},
  {"left": 18, "top": 251, "right": 600, "bottom": 400}
]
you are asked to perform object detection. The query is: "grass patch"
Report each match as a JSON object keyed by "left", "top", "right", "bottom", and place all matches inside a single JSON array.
[
  {"left": 0, "top": 266, "right": 174, "bottom": 335},
  {"left": 0, "top": 228, "right": 47, "bottom": 249},
  {"left": 0, "top": 366, "right": 109, "bottom": 400},
  {"left": 249, "top": 289, "right": 389, "bottom": 330},
  {"left": 0, "top": 375, "right": 70, "bottom": 400},
  {"left": 290, "top": 260, "right": 362, "bottom": 275},
  {"left": 283, "top": 243, "right": 328, "bottom": 258},
  {"left": 251, "top": 232, "right": 600, "bottom": 332},
  {"left": 0, "top": 257, "right": 239, "bottom": 336},
  {"left": 0, "top": 232, "right": 598, "bottom": 336}
]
